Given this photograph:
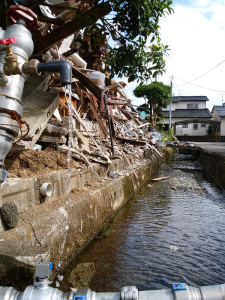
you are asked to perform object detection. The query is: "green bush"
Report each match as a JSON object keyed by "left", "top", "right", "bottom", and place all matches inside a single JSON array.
[
  {"left": 207, "top": 124, "right": 216, "bottom": 136},
  {"left": 160, "top": 128, "right": 175, "bottom": 142}
]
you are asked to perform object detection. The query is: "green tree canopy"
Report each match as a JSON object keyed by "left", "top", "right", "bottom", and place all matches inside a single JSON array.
[
  {"left": 133, "top": 81, "right": 172, "bottom": 124},
  {"left": 5, "top": 0, "right": 173, "bottom": 82},
  {"left": 83, "top": 0, "right": 173, "bottom": 82}
]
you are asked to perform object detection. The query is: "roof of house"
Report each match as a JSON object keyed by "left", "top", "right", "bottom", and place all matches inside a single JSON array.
[
  {"left": 172, "top": 96, "right": 209, "bottom": 102},
  {"left": 163, "top": 108, "right": 212, "bottom": 118},
  {"left": 212, "top": 105, "right": 225, "bottom": 117}
]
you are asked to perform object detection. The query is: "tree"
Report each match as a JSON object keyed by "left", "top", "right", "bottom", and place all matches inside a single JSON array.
[
  {"left": 9, "top": 0, "right": 173, "bottom": 81},
  {"left": 207, "top": 124, "right": 217, "bottom": 136},
  {"left": 133, "top": 81, "right": 172, "bottom": 125},
  {"left": 82, "top": 0, "right": 173, "bottom": 82}
]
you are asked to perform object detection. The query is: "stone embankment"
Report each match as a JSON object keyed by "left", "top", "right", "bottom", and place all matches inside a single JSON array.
[
  {"left": 0, "top": 149, "right": 167, "bottom": 289},
  {"left": 192, "top": 142, "right": 225, "bottom": 190}
]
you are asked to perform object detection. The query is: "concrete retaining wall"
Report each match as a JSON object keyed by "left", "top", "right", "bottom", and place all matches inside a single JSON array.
[
  {"left": 177, "top": 135, "right": 224, "bottom": 142},
  {"left": 198, "top": 151, "right": 225, "bottom": 189},
  {"left": 0, "top": 151, "right": 165, "bottom": 288},
  {"left": 0, "top": 152, "right": 146, "bottom": 231}
]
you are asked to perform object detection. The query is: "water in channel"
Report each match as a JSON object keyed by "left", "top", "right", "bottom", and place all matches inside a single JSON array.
[{"left": 61, "top": 154, "right": 225, "bottom": 292}]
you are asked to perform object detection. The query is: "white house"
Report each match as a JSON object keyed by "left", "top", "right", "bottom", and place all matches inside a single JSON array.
[
  {"left": 211, "top": 104, "right": 225, "bottom": 136},
  {"left": 162, "top": 96, "right": 212, "bottom": 136}
]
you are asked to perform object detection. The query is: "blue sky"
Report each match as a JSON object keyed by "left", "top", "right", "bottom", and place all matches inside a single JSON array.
[{"left": 122, "top": 0, "right": 225, "bottom": 111}]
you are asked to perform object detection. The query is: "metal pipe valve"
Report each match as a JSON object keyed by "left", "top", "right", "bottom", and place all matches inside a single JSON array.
[{"left": 0, "top": 262, "right": 225, "bottom": 300}]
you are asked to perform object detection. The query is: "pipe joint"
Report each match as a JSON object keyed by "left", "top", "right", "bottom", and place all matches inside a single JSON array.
[
  {"left": 22, "top": 59, "right": 40, "bottom": 77},
  {"left": 37, "top": 61, "right": 72, "bottom": 85}
]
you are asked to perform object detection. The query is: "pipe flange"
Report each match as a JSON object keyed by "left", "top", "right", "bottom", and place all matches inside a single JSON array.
[
  {"left": 0, "top": 169, "right": 7, "bottom": 184},
  {"left": 0, "top": 96, "right": 23, "bottom": 118},
  {"left": 0, "top": 114, "right": 20, "bottom": 136},
  {"left": 121, "top": 287, "right": 138, "bottom": 300}
]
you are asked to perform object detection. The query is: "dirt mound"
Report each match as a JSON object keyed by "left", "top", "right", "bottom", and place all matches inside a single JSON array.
[{"left": 5, "top": 150, "right": 80, "bottom": 178}]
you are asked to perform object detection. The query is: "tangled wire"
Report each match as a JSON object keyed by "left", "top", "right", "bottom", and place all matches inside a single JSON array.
[{"left": 0, "top": 110, "right": 30, "bottom": 154}]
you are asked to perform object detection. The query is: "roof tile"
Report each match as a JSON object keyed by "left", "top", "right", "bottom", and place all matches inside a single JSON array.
[
  {"left": 213, "top": 105, "right": 225, "bottom": 117},
  {"left": 163, "top": 108, "right": 212, "bottom": 118},
  {"left": 172, "top": 96, "right": 209, "bottom": 102}
]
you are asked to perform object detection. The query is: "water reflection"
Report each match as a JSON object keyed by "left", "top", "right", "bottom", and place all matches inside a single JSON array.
[{"left": 62, "top": 154, "right": 225, "bottom": 292}]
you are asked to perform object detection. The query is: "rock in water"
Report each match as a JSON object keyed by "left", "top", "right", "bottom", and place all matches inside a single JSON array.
[
  {"left": 0, "top": 202, "right": 18, "bottom": 228},
  {"left": 69, "top": 262, "right": 95, "bottom": 288}
]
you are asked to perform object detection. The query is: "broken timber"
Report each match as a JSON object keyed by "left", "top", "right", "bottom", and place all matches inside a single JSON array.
[{"left": 32, "top": 2, "right": 111, "bottom": 56}]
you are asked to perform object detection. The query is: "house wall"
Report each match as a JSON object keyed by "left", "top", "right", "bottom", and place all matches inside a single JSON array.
[
  {"left": 175, "top": 123, "right": 209, "bottom": 136},
  {"left": 212, "top": 111, "right": 225, "bottom": 135},
  {"left": 163, "top": 101, "right": 206, "bottom": 110},
  {"left": 212, "top": 110, "right": 220, "bottom": 122},
  {"left": 221, "top": 117, "right": 225, "bottom": 136},
  {"left": 163, "top": 117, "right": 209, "bottom": 136},
  {"left": 162, "top": 103, "right": 176, "bottom": 111}
]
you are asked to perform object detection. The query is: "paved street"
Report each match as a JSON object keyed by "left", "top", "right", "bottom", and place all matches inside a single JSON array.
[{"left": 195, "top": 142, "right": 225, "bottom": 157}]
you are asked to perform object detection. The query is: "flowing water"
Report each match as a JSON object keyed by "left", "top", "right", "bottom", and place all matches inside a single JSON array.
[
  {"left": 56, "top": 84, "right": 73, "bottom": 286},
  {"left": 61, "top": 154, "right": 225, "bottom": 292}
]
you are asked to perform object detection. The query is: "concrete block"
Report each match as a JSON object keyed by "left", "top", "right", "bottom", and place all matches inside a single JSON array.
[
  {"left": 17, "top": 91, "right": 59, "bottom": 150},
  {"left": 16, "top": 76, "right": 59, "bottom": 150},
  {"left": 0, "top": 177, "right": 36, "bottom": 212},
  {"left": 38, "top": 135, "right": 67, "bottom": 144}
]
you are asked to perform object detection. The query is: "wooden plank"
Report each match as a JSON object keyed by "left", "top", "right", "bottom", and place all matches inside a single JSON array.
[
  {"left": 106, "top": 99, "right": 128, "bottom": 105},
  {"left": 49, "top": 0, "right": 77, "bottom": 15},
  {"left": 32, "top": 2, "right": 111, "bottom": 56},
  {"left": 37, "top": 15, "right": 65, "bottom": 25},
  {"left": 151, "top": 176, "right": 170, "bottom": 181},
  {"left": 116, "top": 136, "right": 146, "bottom": 146},
  {"left": 103, "top": 82, "right": 123, "bottom": 92}
]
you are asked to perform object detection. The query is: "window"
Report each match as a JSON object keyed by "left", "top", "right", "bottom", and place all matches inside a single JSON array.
[
  {"left": 187, "top": 103, "right": 199, "bottom": 109},
  {"left": 182, "top": 124, "right": 188, "bottom": 128},
  {"left": 201, "top": 123, "right": 206, "bottom": 127},
  {"left": 193, "top": 124, "right": 198, "bottom": 130},
  {"left": 187, "top": 104, "right": 193, "bottom": 109}
]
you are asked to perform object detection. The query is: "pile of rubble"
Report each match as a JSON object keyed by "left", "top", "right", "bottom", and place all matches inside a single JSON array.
[
  {"left": 2, "top": 0, "right": 164, "bottom": 175},
  {"left": 166, "top": 141, "right": 201, "bottom": 149},
  {"left": 168, "top": 170, "right": 202, "bottom": 193}
]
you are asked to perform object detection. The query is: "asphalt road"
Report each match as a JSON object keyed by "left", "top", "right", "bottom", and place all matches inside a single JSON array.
[{"left": 195, "top": 142, "right": 225, "bottom": 157}]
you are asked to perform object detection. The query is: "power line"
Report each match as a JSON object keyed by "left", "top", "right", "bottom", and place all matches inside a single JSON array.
[
  {"left": 174, "top": 59, "right": 225, "bottom": 88},
  {"left": 174, "top": 76, "right": 225, "bottom": 93}
]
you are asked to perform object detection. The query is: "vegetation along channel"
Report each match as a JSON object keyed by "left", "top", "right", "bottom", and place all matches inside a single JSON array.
[{"left": 58, "top": 153, "right": 225, "bottom": 292}]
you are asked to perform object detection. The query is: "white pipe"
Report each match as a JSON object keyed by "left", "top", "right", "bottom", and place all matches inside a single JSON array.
[{"left": 40, "top": 183, "right": 53, "bottom": 197}]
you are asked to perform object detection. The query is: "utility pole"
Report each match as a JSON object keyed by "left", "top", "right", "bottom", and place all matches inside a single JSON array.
[
  {"left": 169, "top": 76, "right": 173, "bottom": 129},
  {"left": 178, "top": 89, "right": 183, "bottom": 96},
  {"left": 219, "top": 94, "right": 225, "bottom": 105}
]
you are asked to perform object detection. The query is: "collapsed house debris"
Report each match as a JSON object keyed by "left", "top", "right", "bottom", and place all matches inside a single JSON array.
[{"left": 0, "top": 1, "right": 164, "bottom": 181}]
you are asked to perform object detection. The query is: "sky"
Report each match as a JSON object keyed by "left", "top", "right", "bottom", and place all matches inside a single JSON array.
[{"left": 122, "top": 0, "right": 225, "bottom": 111}]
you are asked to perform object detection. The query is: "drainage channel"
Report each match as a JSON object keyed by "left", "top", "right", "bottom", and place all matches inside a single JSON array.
[{"left": 58, "top": 153, "right": 225, "bottom": 292}]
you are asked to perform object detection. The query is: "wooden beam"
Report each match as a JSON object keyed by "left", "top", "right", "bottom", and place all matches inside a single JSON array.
[
  {"left": 37, "top": 15, "right": 65, "bottom": 26},
  {"left": 103, "top": 82, "right": 123, "bottom": 92},
  {"left": 27, "top": 0, "right": 45, "bottom": 10},
  {"left": 31, "top": 2, "right": 111, "bottom": 57},
  {"left": 106, "top": 99, "right": 128, "bottom": 105}
]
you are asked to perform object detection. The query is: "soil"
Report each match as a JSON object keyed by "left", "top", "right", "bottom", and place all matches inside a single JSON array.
[{"left": 5, "top": 150, "right": 81, "bottom": 179}]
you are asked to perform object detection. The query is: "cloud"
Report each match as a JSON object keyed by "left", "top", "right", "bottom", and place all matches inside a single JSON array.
[{"left": 123, "top": 1, "right": 225, "bottom": 110}]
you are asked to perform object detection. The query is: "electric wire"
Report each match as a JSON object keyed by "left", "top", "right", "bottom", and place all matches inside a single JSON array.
[
  {"left": 174, "top": 76, "right": 225, "bottom": 93},
  {"left": 174, "top": 59, "right": 225, "bottom": 88}
]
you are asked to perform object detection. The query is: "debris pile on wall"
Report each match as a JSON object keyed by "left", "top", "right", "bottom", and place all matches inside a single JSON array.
[{"left": 2, "top": 0, "right": 163, "bottom": 177}]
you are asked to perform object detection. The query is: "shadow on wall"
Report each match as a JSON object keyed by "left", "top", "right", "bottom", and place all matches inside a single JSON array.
[{"left": 177, "top": 136, "right": 225, "bottom": 142}]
